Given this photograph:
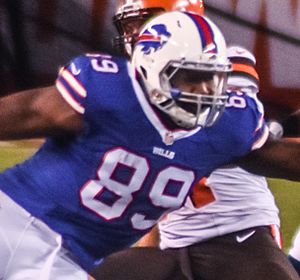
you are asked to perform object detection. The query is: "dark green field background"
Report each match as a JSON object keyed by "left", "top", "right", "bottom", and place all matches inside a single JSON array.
[{"left": 0, "top": 140, "right": 299, "bottom": 252}]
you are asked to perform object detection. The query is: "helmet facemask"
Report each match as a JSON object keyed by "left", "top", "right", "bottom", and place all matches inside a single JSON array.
[{"left": 147, "top": 60, "right": 230, "bottom": 128}]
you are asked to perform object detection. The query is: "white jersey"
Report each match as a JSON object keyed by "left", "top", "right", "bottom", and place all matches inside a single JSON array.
[{"left": 159, "top": 167, "right": 280, "bottom": 249}]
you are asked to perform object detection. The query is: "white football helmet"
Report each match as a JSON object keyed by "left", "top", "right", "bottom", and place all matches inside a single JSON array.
[
  {"left": 227, "top": 45, "right": 259, "bottom": 94},
  {"left": 132, "top": 11, "right": 232, "bottom": 128}
]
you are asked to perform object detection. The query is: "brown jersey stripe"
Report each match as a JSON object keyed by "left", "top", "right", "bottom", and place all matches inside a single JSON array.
[{"left": 229, "top": 57, "right": 255, "bottom": 67}]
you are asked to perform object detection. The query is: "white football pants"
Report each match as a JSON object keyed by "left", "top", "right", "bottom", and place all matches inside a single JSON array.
[{"left": 0, "top": 191, "right": 88, "bottom": 280}]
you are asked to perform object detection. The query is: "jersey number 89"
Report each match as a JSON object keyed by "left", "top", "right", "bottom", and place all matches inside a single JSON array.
[{"left": 80, "top": 147, "right": 195, "bottom": 230}]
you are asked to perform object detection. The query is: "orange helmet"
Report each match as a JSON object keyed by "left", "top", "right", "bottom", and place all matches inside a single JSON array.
[
  {"left": 113, "top": 0, "right": 205, "bottom": 56},
  {"left": 115, "top": 0, "right": 204, "bottom": 14}
]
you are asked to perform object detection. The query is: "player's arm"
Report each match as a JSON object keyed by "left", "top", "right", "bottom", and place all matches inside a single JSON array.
[
  {"left": 136, "top": 225, "right": 160, "bottom": 247},
  {"left": 0, "top": 85, "right": 83, "bottom": 140},
  {"left": 236, "top": 137, "right": 300, "bottom": 181},
  {"left": 281, "top": 111, "right": 300, "bottom": 137}
]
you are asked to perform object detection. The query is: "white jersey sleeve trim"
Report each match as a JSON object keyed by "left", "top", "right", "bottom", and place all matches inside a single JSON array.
[
  {"left": 251, "top": 125, "right": 269, "bottom": 150},
  {"left": 56, "top": 81, "right": 85, "bottom": 114},
  {"left": 59, "top": 69, "right": 87, "bottom": 98}
]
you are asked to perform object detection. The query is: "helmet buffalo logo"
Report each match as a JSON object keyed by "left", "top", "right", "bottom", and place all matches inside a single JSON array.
[{"left": 137, "top": 24, "right": 171, "bottom": 54}]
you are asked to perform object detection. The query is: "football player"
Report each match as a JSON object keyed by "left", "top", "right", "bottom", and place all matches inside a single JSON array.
[
  {"left": 0, "top": 8, "right": 299, "bottom": 280},
  {"left": 90, "top": 1, "right": 300, "bottom": 280}
]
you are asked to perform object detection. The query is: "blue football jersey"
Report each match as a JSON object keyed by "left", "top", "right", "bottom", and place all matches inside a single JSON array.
[{"left": 0, "top": 53, "right": 269, "bottom": 271}]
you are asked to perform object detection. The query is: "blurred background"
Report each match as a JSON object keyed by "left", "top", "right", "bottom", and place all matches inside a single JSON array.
[
  {"left": 1, "top": 0, "right": 300, "bottom": 119},
  {"left": 0, "top": 0, "right": 300, "bottom": 250}
]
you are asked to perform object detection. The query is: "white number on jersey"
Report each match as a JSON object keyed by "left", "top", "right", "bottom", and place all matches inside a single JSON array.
[
  {"left": 90, "top": 54, "right": 119, "bottom": 73},
  {"left": 226, "top": 91, "right": 247, "bottom": 108},
  {"left": 80, "top": 148, "right": 195, "bottom": 230}
]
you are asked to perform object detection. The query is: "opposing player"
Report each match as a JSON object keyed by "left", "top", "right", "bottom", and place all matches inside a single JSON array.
[{"left": 0, "top": 8, "right": 299, "bottom": 280}]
